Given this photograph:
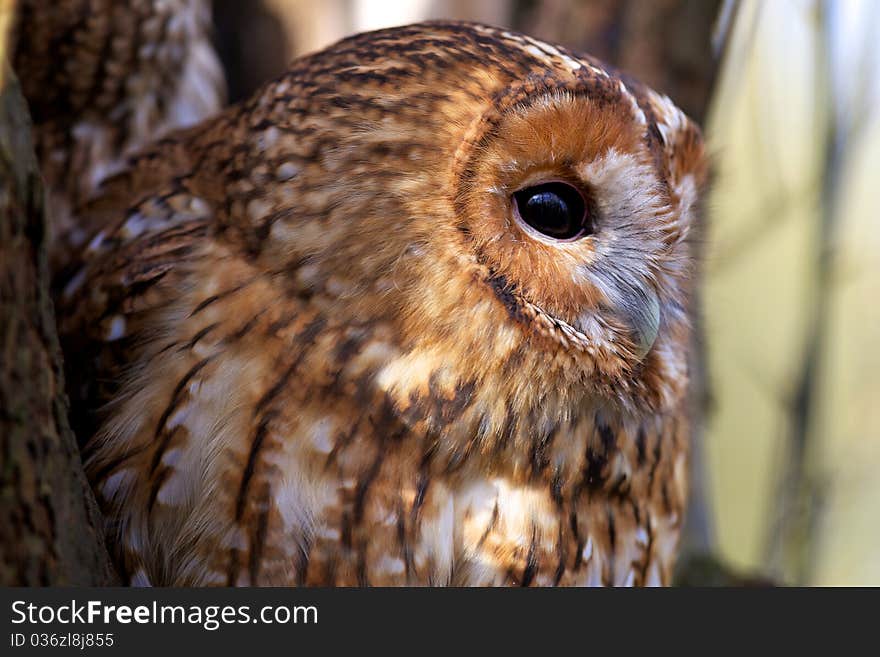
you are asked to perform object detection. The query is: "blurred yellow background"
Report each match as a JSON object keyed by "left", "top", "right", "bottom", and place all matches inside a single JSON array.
[{"left": 706, "top": 0, "right": 880, "bottom": 585}]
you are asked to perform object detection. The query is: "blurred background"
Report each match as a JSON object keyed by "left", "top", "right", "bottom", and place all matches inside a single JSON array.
[{"left": 209, "top": 0, "right": 880, "bottom": 585}]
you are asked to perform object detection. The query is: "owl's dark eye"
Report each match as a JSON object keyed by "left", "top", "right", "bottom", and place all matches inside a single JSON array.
[{"left": 513, "top": 182, "right": 589, "bottom": 241}]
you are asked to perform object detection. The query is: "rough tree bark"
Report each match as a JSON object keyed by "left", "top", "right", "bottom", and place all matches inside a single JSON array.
[{"left": 0, "top": 44, "right": 118, "bottom": 583}]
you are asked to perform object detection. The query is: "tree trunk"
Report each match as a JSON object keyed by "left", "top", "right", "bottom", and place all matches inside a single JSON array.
[{"left": 0, "top": 56, "right": 118, "bottom": 584}]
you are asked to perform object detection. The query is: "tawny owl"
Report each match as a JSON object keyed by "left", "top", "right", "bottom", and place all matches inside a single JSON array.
[{"left": 41, "top": 19, "right": 707, "bottom": 586}]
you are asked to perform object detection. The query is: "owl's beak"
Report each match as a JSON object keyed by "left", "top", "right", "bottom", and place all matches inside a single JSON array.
[
  {"left": 573, "top": 283, "right": 661, "bottom": 362},
  {"left": 619, "top": 285, "right": 661, "bottom": 361}
]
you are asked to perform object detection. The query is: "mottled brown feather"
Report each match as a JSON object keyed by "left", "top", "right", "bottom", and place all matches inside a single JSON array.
[{"left": 13, "top": 0, "right": 225, "bottom": 257}]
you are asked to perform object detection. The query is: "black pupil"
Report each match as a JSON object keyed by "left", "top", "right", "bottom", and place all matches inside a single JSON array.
[{"left": 513, "top": 182, "right": 587, "bottom": 240}]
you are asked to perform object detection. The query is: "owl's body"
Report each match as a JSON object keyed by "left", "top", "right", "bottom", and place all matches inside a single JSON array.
[{"left": 50, "top": 22, "right": 706, "bottom": 586}]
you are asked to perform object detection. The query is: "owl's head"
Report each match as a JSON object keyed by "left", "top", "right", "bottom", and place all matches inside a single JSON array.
[{"left": 242, "top": 22, "right": 708, "bottom": 416}]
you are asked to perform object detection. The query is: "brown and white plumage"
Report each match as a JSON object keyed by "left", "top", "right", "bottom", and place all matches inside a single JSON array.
[
  {"left": 12, "top": 0, "right": 225, "bottom": 252},
  {"left": 44, "top": 20, "right": 706, "bottom": 586}
]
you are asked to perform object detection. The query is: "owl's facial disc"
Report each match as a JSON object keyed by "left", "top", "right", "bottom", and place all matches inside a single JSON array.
[{"left": 452, "top": 81, "right": 696, "bottom": 379}]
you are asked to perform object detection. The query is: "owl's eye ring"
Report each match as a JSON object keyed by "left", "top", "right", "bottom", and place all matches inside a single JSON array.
[{"left": 512, "top": 182, "right": 590, "bottom": 241}]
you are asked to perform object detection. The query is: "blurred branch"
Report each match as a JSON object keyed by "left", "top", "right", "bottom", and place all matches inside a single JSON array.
[
  {"left": 712, "top": 0, "right": 739, "bottom": 58},
  {"left": 213, "top": 0, "right": 293, "bottom": 103},
  {"left": 517, "top": 0, "right": 724, "bottom": 122},
  {"left": 675, "top": 552, "right": 776, "bottom": 587}
]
